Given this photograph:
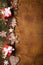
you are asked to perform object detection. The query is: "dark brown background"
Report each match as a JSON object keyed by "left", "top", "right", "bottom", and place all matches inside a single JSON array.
[{"left": 15, "top": 0, "right": 43, "bottom": 65}]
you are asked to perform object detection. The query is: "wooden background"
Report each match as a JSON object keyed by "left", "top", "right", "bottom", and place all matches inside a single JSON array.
[{"left": 15, "top": 0, "right": 43, "bottom": 65}]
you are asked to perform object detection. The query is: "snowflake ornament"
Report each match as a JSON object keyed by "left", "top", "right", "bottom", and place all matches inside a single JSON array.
[
  {"left": 4, "top": 60, "right": 9, "bottom": 65},
  {"left": 0, "top": 31, "right": 7, "bottom": 37}
]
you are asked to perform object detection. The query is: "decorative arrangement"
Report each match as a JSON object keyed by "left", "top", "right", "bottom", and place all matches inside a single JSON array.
[{"left": 0, "top": 0, "right": 19, "bottom": 65}]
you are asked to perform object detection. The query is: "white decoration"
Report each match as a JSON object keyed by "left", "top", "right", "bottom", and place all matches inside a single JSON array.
[
  {"left": 9, "top": 33, "right": 18, "bottom": 44},
  {"left": 10, "top": 18, "right": 17, "bottom": 28},
  {"left": 9, "top": 56, "right": 19, "bottom": 65},
  {"left": 4, "top": 60, "right": 9, "bottom": 65},
  {"left": 9, "top": 28, "right": 13, "bottom": 33},
  {"left": 0, "top": 31, "right": 7, "bottom": 37}
]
